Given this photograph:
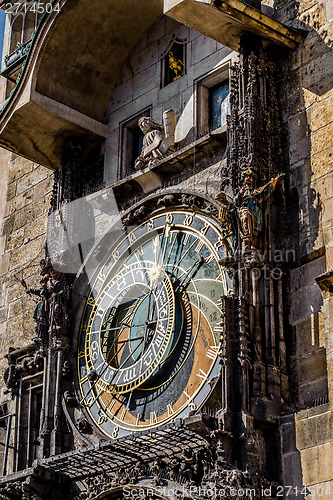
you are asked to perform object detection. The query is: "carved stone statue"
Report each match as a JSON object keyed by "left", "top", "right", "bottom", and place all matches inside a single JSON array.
[
  {"left": 48, "top": 267, "right": 70, "bottom": 336},
  {"left": 134, "top": 110, "right": 176, "bottom": 170},
  {"left": 28, "top": 276, "right": 51, "bottom": 344},
  {"left": 233, "top": 169, "right": 282, "bottom": 249}
]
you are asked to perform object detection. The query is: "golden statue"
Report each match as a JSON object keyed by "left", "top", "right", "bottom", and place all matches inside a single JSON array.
[{"left": 169, "top": 51, "right": 184, "bottom": 81}]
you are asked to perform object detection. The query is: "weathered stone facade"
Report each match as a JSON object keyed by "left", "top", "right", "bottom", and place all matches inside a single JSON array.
[
  {"left": 0, "top": 0, "right": 331, "bottom": 498},
  {"left": 0, "top": 156, "right": 53, "bottom": 375}
]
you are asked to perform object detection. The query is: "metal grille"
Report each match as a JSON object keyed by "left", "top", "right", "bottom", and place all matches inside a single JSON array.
[{"left": 35, "top": 419, "right": 208, "bottom": 480}]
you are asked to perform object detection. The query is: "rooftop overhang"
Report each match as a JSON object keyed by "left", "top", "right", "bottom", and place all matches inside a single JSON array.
[
  {"left": 0, "top": 0, "right": 302, "bottom": 170},
  {"left": 164, "top": 0, "right": 303, "bottom": 50}
]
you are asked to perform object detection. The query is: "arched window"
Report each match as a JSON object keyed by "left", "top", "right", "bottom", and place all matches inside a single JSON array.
[{"left": 10, "top": 15, "right": 23, "bottom": 53}]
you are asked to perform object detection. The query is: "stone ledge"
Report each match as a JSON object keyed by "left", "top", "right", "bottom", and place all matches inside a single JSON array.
[{"left": 164, "top": 0, "right": 303, "bottom": 50}]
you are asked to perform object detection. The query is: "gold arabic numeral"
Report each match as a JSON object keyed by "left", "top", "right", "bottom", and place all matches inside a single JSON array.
[
  {"left": 111, "top": 426, "right": 119, "bottom": 439},
  {"left": 167, "top": 404, "right": 175, "bottom": 416},
  {"left": 201, "top": 222, "right": 210, "bottom": 236},
  {"left": 196, "top": 368, "right": 207, "bottom": 381},
  {"left": 206, "top": 345, "right": 220, "bottom": 360},
  {"left": 98, "top": 415, "right": 107, "bottom": 425},
  {"left": 90, "top": 340, "right": 99, "bottom": 362},
  {"left": 86, "top": 397, "right": 94, "bottom": 408},
  {"left": 184, "top": 214, "right": 193, "bottom": 226},
  {"left": 112, "top": 250, "right": 120, "bottom": 262},
  {"left": 147, "top": 219, "right": 155, "bottom": 231},
  {"left": 150, "top": 411, "right": 158, "bottom": 425}
]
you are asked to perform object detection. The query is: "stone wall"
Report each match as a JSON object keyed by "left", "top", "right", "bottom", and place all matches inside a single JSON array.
[
  {"left": 274, "top": 0, "right": 333, "bottom": 405},
  {"left": 274, "top": 0, "right": 333, "bottom": 494},
  {"left": 0, "top": 154, "right": 53, "bottom": 379}
]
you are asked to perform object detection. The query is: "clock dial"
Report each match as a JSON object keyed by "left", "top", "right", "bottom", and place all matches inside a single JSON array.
[{"left": 78, "top": 209, "right": 232, "bottom": 439}]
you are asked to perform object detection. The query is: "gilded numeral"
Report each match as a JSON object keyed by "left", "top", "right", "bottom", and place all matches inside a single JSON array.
[
  {"left": 106, "top": 399, "right": 116, "bottom": 412},
  {"left": 98, "top": 415, "right": 106, "bottom": 425},
  {"left": 183, "top": 389, "right": 197, "bottom": 410},
  {"left": 205, "top": 253, "right": 214, "bottom": 264},
  {"left": 196, "top": 368, "right": 207, "bottom": 380},
  {"left": 112, "top": 250, "right": 120, "bottom": 261},
  {"left": 90, "top": 340, "right": 98, "bottom": 362},
  {"left": 86, "top": 397, "right": 94, "bottom": 408},
  {"left": 147, "top": 219, "right": 155, "bottom": 231},
  {"left": 135, "top": 247, "right": 144, "bottom": 259},
  {"left": 150, "top": 411, "right": 158, "bottom": 424},
  {"left": 201, "top": 222, "right": 210, "bottom": 235},
  {"left": 183, "top": 389, "right": 191, "bottom": 400},
  {"left": 87, "top": 297, "right": 95, "bottom": 306},
  {"left": 214, "top": 237, "right": 224, "bottom": 252},
  {"left": 183, "top": 233, "right": 190, "bottom": 247},
  {"left": 111, "top": 426, "right": 119, "bottom": 439},
  {"left": 128, "top": 231, "right": 137, "bottom": 244},
  {"left": 167, "top": 404, "right": 175, "bottom": 416},
  {"left": 195, "top": 239, "right": 205, "bottom": 254},
  {"left": 119, "top": 407, "right": 127, "bottom": 421},
  {"left": 206, "top": 345, "right": 219, "bottom": 360},
  {"left": 184, "top": 214, "right": 193, "bottom": 226}
]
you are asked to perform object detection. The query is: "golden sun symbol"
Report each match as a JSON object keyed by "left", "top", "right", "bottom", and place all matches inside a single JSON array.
[{"left": 147, "top": 265, "right": 162, "bottom": 282}]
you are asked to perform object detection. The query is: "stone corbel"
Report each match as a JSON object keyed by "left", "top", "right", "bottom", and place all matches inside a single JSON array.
[{"left": 316, "top": 270, "right": 333, "bottom": 299}]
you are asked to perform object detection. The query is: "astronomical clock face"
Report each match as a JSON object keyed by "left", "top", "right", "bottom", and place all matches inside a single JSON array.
[{"left": 77, "top": 208, "right": 231, "bottom": 440}]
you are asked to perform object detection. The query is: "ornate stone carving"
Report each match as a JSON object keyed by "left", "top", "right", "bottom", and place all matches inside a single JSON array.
[
  {"left": 134, "top": 110, "right": 176, "bottom": 170},
  {"left": 48, "top": 267, "right": 70, "bottom": 338},
  {"left": 62, "top": 360, "right": 72, "bottom": 379},
  {"left": 226, "top": 34, "right": 284, "bottom": 192},
  {"left": 4, "top": 351, "right": 43, "bottom": 389},
  {"left": 76, "top": 417, "right": 91, "bottom": 434}
]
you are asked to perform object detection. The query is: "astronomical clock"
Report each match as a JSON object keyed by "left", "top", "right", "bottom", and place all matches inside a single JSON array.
[{"left": 75, "top": 201, "right": 233, "bottom": 440}]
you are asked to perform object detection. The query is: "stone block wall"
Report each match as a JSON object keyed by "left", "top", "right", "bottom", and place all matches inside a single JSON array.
[
  {"left": 275, "top": 0, "right": 333, "bottom": 405},
  {"left": 0, "top": 154, "right": 53, "bottom": 380},
  {"left": 274, "top": 0, "right": 333, "bottom": 494}
]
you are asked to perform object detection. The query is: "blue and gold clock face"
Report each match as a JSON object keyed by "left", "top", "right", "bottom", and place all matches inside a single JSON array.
[{"left": 78, "top": 208, "right": 232, "bottom": 439}]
